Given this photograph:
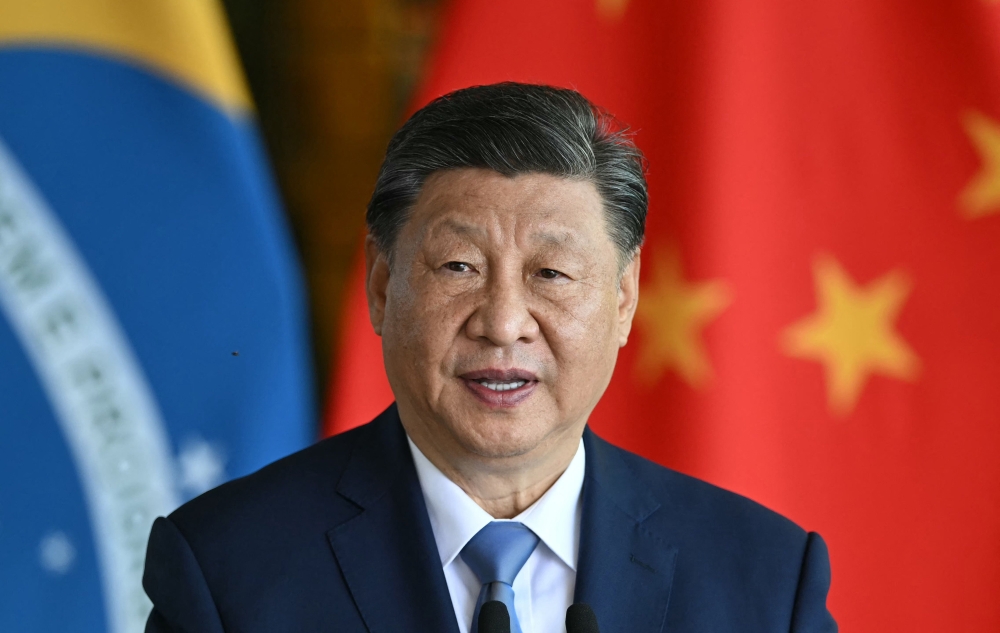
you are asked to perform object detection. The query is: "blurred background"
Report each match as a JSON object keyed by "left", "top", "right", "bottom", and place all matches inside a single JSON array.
[
  {"left": 222, "top": 0, "right": 441, "bottom": 387},
  {"left": 2, "top": 0, "right": 1000, "bottom": 632}
]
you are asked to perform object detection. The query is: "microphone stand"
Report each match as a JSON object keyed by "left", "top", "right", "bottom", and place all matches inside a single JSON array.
[{"left": 566, "top": 603, "right": 600, "bottom": 633}]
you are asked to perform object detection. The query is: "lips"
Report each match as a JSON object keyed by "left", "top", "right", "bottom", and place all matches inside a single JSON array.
[{"left": 459, "top": 368, "right": 538, "bottom": 408}]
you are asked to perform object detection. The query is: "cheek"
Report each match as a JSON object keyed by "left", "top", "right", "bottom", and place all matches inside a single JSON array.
[
  {"left": 384, "top": 279, "right": 468, "bottom": 368},
  {"left": 543, "top": 286, "right": 621, "bottom": 372}
]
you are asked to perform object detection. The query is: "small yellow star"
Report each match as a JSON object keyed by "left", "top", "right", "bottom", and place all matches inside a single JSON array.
[
  {"left": 596, "top": 0, "right": 630, "bottom": 20},
  {"left": 959, "top": 110, "right": 1000, "bottom": 219},
  {"left": 781, "top": 255, "right": 919, "bottom": 416},
  {"left": 634, "top": 249, "right": 731, "bottom": 388}
]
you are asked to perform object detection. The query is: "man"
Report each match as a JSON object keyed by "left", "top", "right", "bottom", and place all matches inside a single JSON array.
[{"left": 143, "top": 83, "right": 837, "bottom": 632}]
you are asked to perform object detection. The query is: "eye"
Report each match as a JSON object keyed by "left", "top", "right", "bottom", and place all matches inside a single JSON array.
[
  {"left": 444, "top": 261, "right": 473, "bottom": 273},
  {"left": 536, "top": 268, "right": 565, "bottom": 280}
]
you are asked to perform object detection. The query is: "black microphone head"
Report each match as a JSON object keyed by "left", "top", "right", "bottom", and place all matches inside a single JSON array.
[
  {"left": 566, "top": 603, "right": 600, "bottom": 633},
  {"left": 478, "top": 600, "right": 510, "bottom": 633}
]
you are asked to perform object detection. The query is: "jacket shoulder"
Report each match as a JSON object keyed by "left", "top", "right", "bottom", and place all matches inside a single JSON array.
[
  {"left": 594, "top": 435, "right": 808, "bottom": 548},
  {"left": 167, "top": 421, "right": 371, "bottom": 538},
  {"left": 144, "top": 410, "right": 409, "bottom": 630},
  {"left": 590, "top": 437, "right": 827, "bottom": 627}
]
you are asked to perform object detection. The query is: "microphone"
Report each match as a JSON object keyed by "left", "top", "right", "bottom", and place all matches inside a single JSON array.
[
  {"left": 478, "top": 600, "right": 511, "bottom": 633},
  {"left": 566, "top": 603, "right": 601, "bottom": 633}
]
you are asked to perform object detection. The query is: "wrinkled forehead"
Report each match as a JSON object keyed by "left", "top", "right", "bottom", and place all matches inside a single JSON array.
[{"left": 406, "top": 168, "right": 607, "bottom": 248}]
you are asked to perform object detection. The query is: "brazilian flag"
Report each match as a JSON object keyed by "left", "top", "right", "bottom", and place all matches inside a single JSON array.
[{"left": 0, "top": 2, "right": 314, "bottom": 631}]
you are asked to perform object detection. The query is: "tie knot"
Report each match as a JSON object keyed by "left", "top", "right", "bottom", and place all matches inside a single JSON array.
[{"left": 461, "top": 521, "right": 539, "bottom": 585}]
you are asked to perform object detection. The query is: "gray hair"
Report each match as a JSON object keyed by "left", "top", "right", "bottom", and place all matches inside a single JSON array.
[{"left": 366, "top": 82, "right": 648, "bottom": 269}]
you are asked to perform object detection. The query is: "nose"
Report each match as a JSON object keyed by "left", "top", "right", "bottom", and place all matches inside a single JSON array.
[{"left": 465, "top": 268, "right": 540, "bottom": 347}]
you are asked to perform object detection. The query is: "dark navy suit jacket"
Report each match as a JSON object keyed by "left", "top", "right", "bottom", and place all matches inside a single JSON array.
[{"left": 143, "top": 405, "right": 837, "bottom": 632}]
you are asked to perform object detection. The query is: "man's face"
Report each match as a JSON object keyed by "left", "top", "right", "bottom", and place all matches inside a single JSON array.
[{"left": 366, "top": 168, "right": 640, "bottom": 466}]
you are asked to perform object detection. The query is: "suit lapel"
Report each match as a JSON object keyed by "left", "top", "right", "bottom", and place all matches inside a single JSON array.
[
  {"left": 575, "top": 429, "right": 678, "bottom": 633},
  {"left": 327, "top": 406, "right": 460, "bottom": 633}
]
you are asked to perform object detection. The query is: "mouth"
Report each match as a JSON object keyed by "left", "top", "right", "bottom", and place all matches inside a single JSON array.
[{"left": 459, "top": 369, "right": 538, "bottom": 408}]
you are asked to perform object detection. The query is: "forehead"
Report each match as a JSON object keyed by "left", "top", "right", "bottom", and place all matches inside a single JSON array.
[{"left": 408, "top": 168, "right": 606, "bottom": 244}]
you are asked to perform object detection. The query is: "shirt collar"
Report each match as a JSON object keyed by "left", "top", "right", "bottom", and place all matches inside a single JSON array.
[{"left": 407, "top": 436, "right": 586, "bottom": 571}]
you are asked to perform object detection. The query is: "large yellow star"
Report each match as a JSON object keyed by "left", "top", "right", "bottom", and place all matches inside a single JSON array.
[
  {"left": 634, "top": 249, "right": 731, "bottom": 388},
  {"left": 959, "top": 110, "right": 1000, "bottom": 219},
  {"left": 781, "top": 255, "right": 919, "bottom": 416}
]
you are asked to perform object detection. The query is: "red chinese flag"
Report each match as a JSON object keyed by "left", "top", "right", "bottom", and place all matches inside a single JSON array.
[{"left": 325, "top": 0, "right": 1000, "bottom": 629}]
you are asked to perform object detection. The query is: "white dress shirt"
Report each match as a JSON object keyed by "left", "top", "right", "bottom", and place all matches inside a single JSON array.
[{"left": 407, "top": 437, "right": 586, "bottom": 633}]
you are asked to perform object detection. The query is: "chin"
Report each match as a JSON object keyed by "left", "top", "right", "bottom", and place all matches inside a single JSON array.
[
  {"left": 452, "top": 416, "right": 546, "bottom": 460},
  {"left": 466, "top": 439, "right": 535, "bottom": 460}
]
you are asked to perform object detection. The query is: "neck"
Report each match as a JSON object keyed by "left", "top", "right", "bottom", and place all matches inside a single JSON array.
[{"left": 405, "top": 420, "right": 582, "bottom": 519}]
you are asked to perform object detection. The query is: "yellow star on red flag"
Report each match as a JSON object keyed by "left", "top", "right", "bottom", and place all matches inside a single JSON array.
[
  {"left": 596, "top": 0, "right": 629, "bottom": 20},
  {"left": 634, "top": 249, "right": 731, "bottom": 388},
  {"left": 781, "top": 255, "right": 920, "bottom": 416},
  {"left": 959, "top": 110, "right": 1000, "bottom": 219}
]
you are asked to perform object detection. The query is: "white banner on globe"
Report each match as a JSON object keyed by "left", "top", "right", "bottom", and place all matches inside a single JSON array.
[{"left": 0, "top": 137, "right": 179, "bottom": 633}]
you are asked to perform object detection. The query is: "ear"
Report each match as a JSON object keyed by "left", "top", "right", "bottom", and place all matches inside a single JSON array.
[
  {"left": 365, "top": 235, "right": 390, "bottom": 336},
  {"left": 617, "top": 251, "right": 641, "bottom": 347}
]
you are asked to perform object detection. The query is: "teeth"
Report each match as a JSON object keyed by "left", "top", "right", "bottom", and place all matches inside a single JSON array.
[{"left": 477, "top": 380, "right": 527, "bottom": 392}]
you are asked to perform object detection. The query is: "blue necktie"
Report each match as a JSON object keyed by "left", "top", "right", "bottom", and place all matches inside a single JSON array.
[{"left": 461, "top": 521, "right": 540, "bottom": 633}]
